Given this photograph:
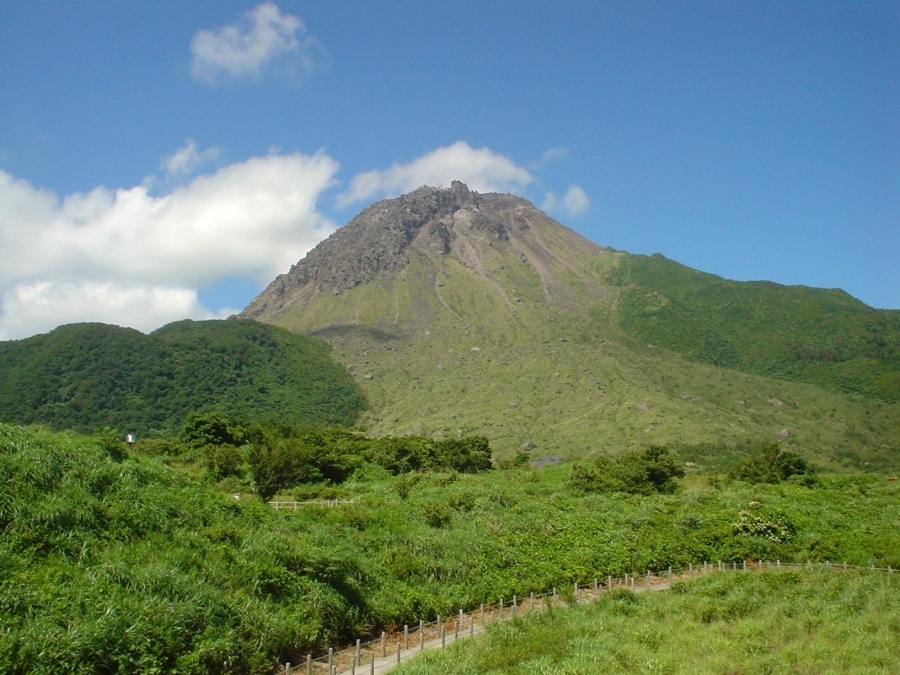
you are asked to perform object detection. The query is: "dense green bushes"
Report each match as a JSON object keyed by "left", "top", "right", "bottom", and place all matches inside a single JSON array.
[
  {"left": 1, "top": 422, "right": 897, "bottom": 673},
  {"left": 731, "top": 443, "right": 811, "bottom": 484},
  {"left": 176, "top": 412, "right": 494, "bottom": 499},
  {"left": 567, "top": 446, "right": 685, "bottom": 494}
]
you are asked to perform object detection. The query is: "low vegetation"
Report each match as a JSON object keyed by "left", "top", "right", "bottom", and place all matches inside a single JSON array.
[
  {"left": 395, "top": 569, "right": 899, "bottom": 674},
  {"left": 1, "top": 421, "right": 896, "bottom": 673}
]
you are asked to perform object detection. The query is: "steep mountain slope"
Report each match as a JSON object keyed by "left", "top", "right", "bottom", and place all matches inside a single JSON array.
[
  {"left": 242, "top": 183, "right": 898, "bottom": 470},
  {"left": 0, "top": 319, "right": 365, "bottom": 434}
]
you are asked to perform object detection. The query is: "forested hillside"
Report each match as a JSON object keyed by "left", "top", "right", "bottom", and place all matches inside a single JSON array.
[
  {"left": 611, "top": 253, "right": 900, "bottom": 402},
  {"left": 0, "top": 319, "right": 366, "bottom": 435}
]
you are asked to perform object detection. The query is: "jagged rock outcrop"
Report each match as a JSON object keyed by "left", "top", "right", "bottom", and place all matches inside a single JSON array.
[{"left": 241, "top": 181, "right": 593, "bottom": 321}]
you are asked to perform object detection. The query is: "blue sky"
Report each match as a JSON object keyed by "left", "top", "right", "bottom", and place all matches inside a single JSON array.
[{"left": 0, "top": 1, "right": 896, "bottom": 339}]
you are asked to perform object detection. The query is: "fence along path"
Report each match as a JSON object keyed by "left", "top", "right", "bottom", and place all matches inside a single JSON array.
[
  {"left": 278, "top": 560, "right": 894, "bottom": 675},
  {"left": 268, "top": 500, "right": 356, "bottom": 510}
]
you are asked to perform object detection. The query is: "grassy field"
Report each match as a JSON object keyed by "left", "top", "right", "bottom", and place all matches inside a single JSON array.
[{"left": 395, "top": 568, "right": 899, "bottom": 674}]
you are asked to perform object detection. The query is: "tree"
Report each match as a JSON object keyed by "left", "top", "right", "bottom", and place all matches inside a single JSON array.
[{"left": 179, "top": 411, "right": 247, "bottom": 450}]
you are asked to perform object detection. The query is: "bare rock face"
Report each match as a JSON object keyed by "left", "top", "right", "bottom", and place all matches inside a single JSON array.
[{"left": 242, "top": 181, "right": 541, "bottom": 319}]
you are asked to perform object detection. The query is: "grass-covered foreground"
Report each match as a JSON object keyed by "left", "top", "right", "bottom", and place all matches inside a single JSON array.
[
  {"left": 1, "top": 422, "right": 897, "bottom": 673},
  {"left": 395, "top": 569, "right": 899, "bottom": 674}
]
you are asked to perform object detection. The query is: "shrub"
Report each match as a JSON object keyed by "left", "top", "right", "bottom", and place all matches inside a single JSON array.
[{"left": 733, "top": 444, "right": 810, "bottom": 484}]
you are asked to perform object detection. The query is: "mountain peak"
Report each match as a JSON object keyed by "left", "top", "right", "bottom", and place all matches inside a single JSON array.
[{"left": 241, "top": 182, "right": 562, "bottom": 319}]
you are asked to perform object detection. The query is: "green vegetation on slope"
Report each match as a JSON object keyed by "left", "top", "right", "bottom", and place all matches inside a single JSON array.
[
  {"left": 611, "top": 253, "right": 900, "bottom": 402},
  {"left": 0, "top": 319, "right": 366, "bottom": 435},
  {"left": 395, "top": 569, "right": 898, "bottom": 674},
  {"left": 2, "top": 421, "right": 896, "bottom": 672}
]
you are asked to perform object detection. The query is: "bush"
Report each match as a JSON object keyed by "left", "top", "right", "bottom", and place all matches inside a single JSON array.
[
  {"left": 732, "top": 444, "right": 810, "bottom": 484},
  {"left": 568, "top": 446, "right": 685, "bottom": 495}
]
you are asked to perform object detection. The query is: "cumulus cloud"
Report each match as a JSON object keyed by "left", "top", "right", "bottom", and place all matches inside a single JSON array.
[
  {"left": 337, "top": 141, "right": 534, "bottom": 208},
  {"left": 0, "top": 282, "right": 218, "bottom": 340},
  {"left": 190, "top": 2, "right": 327, "bottom": 84},
  {"left": 0, "top": 150, "right": 339, "bottom": 340},
  {"left": 542, "top": 184, "right": 591, "bottom": 217}
]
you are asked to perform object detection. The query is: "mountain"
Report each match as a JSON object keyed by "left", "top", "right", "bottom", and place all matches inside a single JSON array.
[
  {"left": 242, "top": 182, "right": 898, "bottom": 471},
  {"left": 0, "top": 319, "right": 365, "bottom": 435}
]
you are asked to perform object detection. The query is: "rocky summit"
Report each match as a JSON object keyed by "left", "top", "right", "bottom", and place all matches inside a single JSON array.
[
  {"left": 241, "top": 183, "right": 898, "bottom": 469},
  {"left": 242, "top": 181, "right": 608, "bottom": 323}
]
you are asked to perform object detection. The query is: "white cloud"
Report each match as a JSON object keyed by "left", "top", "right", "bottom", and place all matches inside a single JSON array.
[
  {"left": 160, "top": 139, "right": 221, "bottom": 179},
  {"left": 542, "top": 184, "right": 591, "bottom": 217},
  {"left": 190, "top": 2, "right": 327, "bottom": 84},
  {"left": 0, "top": 150, "right": 339, "bottom": 340},
  {"left": 563, "top": 185, "right": 590, "bottom": 215},
  {"left": 529, "top": 146, "right": 568, "bottom": 170},
  {"left": 0, "top": 281, "right": 216, "bottom": 341},
  {"left": 337, "top": 141, "right": 534, "bottom": 208}
]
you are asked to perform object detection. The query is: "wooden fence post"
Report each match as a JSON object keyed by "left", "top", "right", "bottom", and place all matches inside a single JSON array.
[
  {"left": 512, "top": 595, "right": 517, "bottom": 617},
  {"left": 381, "top": 631, "right": 386, "bottom": 658},
  {"left": 404, "top": 624, "right": 409, "bottom": 650},
  {"left": 307, "top": 654, "right": 312, "bottom": 675},
  {"left": 285, "top": 662, "right": 291, "bottom": 675},
  {"left": 499, "top": 599, "right": 504, "bottom": 620},
  {"left": 327, "top": 647, "right": 333, "bottom": 672},
  {"left": 356, "top": 638, "right": 361, "bottom": 663},
  {"left": 530, "top": 592, "right": 535, "bottom": 611},
  {"left": 480, "top": 603, "right": 485, "bottom": 625},
  {"left": 419, "top": 620, "right": 424, "bottom": 650}
]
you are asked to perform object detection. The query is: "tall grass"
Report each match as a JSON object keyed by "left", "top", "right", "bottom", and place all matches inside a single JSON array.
[{"left": 395, "top": 569, "right": 899, "bottom": 674}]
